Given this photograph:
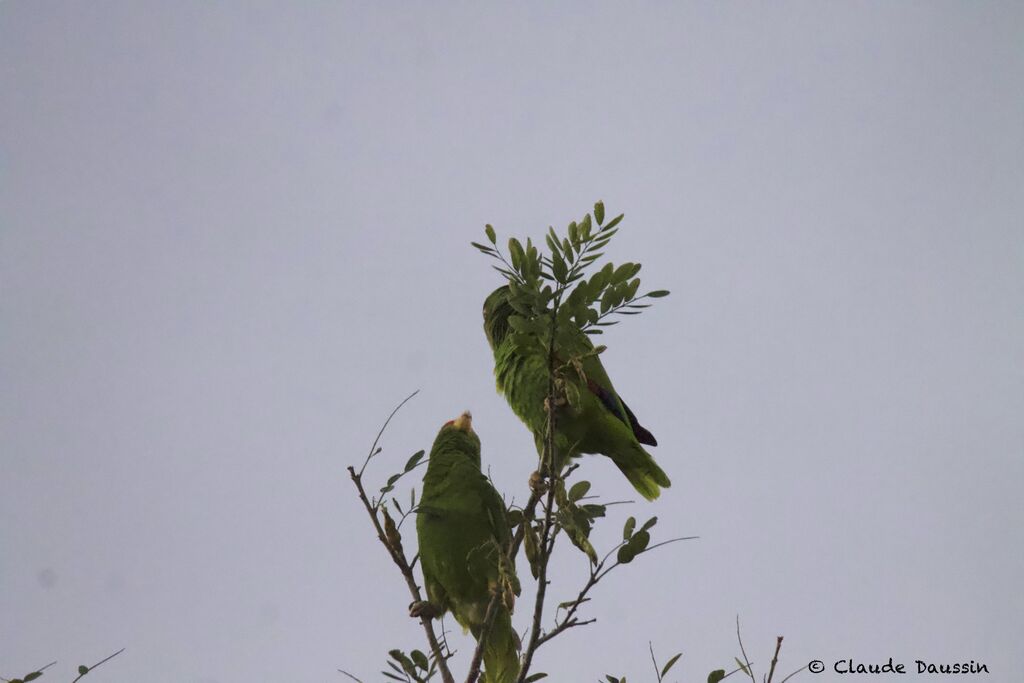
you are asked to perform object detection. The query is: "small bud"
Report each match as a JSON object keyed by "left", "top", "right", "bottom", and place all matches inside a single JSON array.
[{"left": 382, "top": 508, "right": 403, "bottom": 554}]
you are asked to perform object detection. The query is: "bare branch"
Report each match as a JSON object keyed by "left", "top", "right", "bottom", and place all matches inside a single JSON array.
[
  {"left": 71, "top": 648, "right": 125, "bottom": 683},
  {"left": 778, "top": 664, "right": 809, "bottom": 683},
  {"left": 463, "top": 590, "right": 503, "bottom": 683},
  {"left": 649, "top": 641, "right": 662, "bottom": 682},
  {"left": 358, "top": 390, "right": 420, "bottom": 479},
  {"left": 766, "top": 636, "right": 783, "bottom": 683},
  {"left": 348, "top": 465, "right": 454, "bottom": 683},
  {"left": 736, "top": 615, "right": 757, "bottom": 683}
]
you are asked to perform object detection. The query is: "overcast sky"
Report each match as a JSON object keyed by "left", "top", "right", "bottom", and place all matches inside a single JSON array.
[{"left": 2, "top": 3, "right": 1022, "bottom": 682}]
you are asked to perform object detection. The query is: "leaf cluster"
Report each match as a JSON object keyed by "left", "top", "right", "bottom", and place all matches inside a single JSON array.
[
  {"left": 380, "top": 648, "right": 438, "bottom": 683},
  {"left": 472, "top": 201, "right": 669, "bottom": 359}
]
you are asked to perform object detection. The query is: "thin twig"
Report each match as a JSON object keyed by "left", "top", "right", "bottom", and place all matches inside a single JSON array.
[
  {"left": 766, "top": 636, "right": 783, "bottom": 683},
  {"left": 536, "top": 534, "right": 695, "bottom": 649},
  {"left": 337, "top": 669, "right": 364, "bottom": 682},
  {"left": 778, "top": 664, "right": 808, "bottom": 683},
  {"left": 464, "top": 590, "right": 503, "bottom": 683},
  {"left": 358, "top": 390, "right": 420, "bottom": 478},
  {"left": 721, "top": 663, "right": 754, "bottom": 680},
  {"left": 1, "top": 661, "right": 56, "bottom": 683},
  {"left": 649, "top": 642, "right": 662, "bottom": 682},
  {"left": 736, "top": 615, "right": 757, "bottom": 683},
  {"left": 71, "top": 648, "right": 125, "bottom": 683}
]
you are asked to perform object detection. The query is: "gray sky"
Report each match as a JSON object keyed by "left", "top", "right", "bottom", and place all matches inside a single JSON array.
[{"left": 2, "top": 2, "right": 1022, "bottom": 682}]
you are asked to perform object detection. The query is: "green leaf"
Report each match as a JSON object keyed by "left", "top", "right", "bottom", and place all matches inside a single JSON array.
[
  {"left": 661, "top": 653, "right": 682, "bottom": 678},
  {"left": 78, "top": 666, "right": 90, "bottom": 675},
  {"left": 625, "top": 277, "right": 641, "bottom": 301},
  {"left": 381, "top": 671, "right": 405, "bottom": 682},
  {"left": 606, "top": 676, "right": 620, "bottom": 683},
  {"left": 708, "top": 670, "right": 726, "bottom": 683},
  {"left": 568, "top": 480, "right": 591, "bottom": 502},
  {"left": 492, "top": 264, "right": 519, "bottom": 281},
  {"left": 379, "top": 484, "right": 394, "bottom": 494},
  {"left": 485, "top": 224, "right": 497, "bottom": 244},
  {"left": 617, "top": 544, "right": 636, "bottom": 564},
  {"left": 411, "top": 649, "right": 429, "bottom": 670},
  {"left": 594, "top": 200, "right": 605, "bottom": 225},
  {"left": 546, "top": 233, "right": 561, "bottom": 256},
  {"left": 404, "top": 450, "right": 425, "bottom": 472},
  {"left": 471, "top": 241, "right": 495, "bottom": 254},
  {"left": 509, "top": 237, "right": 525, "bottom": 271},
  {"left": 603, "top": 213, "right": 624, "bottom": 230},
  {"left": 632, "top": 529, "right": 651, "bottom": 553},
  {"left": 525, "top": 674, "right": 549, "bottom": 682},
  {"left": 623, "top": 516, "right": 636, "bottom": 540},
  {"left": 647, "top": 289, "right": 670, "bottom": 298},
  {"left": 641, "top": 516, "right": 658, "bottom": 532},
  {"left": 734, "top": 658, "right": 750, "bottom": 675},
  {"left": 24, "top": 674, "right": 43, "bottom": 682},
  {"left": 386, "top": 473, "right": 402, "bottom": 487},
  {"left": 552, "top": 253, "right": 568, "bottom": 282},
  {"left": 568, "top": 221, "right": 579, "bottom": 245}
]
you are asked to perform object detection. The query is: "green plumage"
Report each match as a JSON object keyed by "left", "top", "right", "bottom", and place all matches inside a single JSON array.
[
  {"left": 483, "top": 285, "right": 671, "bottom": 500},
  {"left": 416, "top": 414, "right": 520, "bottom": 683}
]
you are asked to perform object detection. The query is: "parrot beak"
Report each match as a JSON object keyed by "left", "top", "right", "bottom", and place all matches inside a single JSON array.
[{"left": 452, "top": 411, "right": 473, "bottom": 433}]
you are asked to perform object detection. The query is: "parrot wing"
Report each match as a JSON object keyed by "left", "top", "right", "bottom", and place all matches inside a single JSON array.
[{"left": 578, "top": 336, "right": 658, "bottom": 447}]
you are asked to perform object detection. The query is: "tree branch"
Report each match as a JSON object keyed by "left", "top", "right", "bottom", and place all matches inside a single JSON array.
[
  {"left": 463, "top": 589, "right": 503, "bottom": 683},
  {"left": 514, "top": 289, "right": 566, "bottom": 683},
  {"left": 766, "top": 636, "right": 783, "bottom": 683},
  {"left": 71, "top": 648, "right": 125, "bottom": 682},
  {"left": 735, "top": 615, "right": 756, "bottom": 683},
  {"left": 348, "top": 465, "right": 455, "bottom": 683}
]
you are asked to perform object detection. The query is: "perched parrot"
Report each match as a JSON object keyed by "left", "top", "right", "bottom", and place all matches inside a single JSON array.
[
  {"left": 482, "top": 285, "right": 671, "bottom": 500},
  {"left": 414, "top": 411, "right": 520, "bottom": 683}
]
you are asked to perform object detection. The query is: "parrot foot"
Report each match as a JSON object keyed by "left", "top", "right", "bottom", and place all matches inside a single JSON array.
[
  {"left": 543, "top": 396, "right": 568, "bottom": 413},
  {"left": 409, "top": 600, "right": 440, "bottom": 620},
  {"left": 528, "top": 470, "right": 548, "bottom": 495}
]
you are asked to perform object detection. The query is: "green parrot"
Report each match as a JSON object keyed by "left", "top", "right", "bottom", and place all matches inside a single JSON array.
[
  {"left": 482, "top": 285, "right": 671, "bottom": 500},
  {"left": 414, "top": 411, "right": 520, "bottom": 683}
]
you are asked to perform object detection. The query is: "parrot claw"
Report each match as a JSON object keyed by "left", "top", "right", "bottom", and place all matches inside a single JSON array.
[
  {"left": 409, "top": 600, "right": 439, "bottom": 620},
  {"left": 543, "top": 396, "right": 568, "bottom": 413},
  {"left": 528, "top": 470, "right": 548, "bottom": 495}
]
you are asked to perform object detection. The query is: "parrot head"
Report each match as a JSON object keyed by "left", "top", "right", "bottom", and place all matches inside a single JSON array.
[
  {"left": 447, "top": 410, "right": 475, "bottom": 433},
  {"left": 436, "top": 410, "right": 482, "bottom": 466},
  {"left": 482, "top": 285, "right": 513, "bottom": 349}
]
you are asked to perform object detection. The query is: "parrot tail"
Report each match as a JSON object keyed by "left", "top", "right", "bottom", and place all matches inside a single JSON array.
[
  {"left": 615, "top": 445, "right": 672, "bottom": 501},
  {"left": 481, "top": 609, "right": 521, "bottom": 683}
]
